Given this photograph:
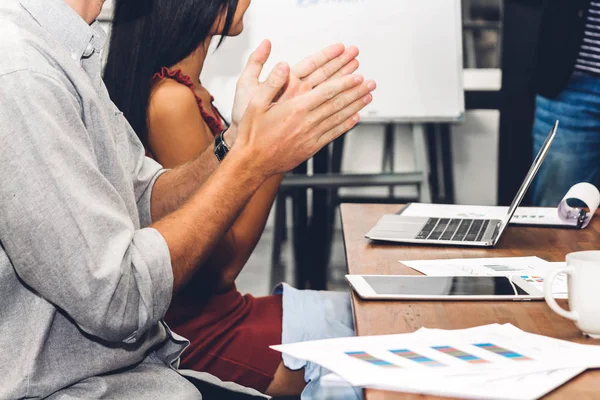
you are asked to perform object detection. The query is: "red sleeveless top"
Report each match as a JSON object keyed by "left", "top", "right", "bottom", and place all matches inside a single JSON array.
[{"left": 152, "top": 68, "right": 283, "bottom": 393}]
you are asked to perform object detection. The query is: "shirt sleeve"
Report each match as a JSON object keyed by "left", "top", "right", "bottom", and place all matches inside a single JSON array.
[
  {"left": 0, "top": 69, "right": 173, "bottom": 343},
  {"left": 121, "top": 114, "right": 167, "bottom": 228}
]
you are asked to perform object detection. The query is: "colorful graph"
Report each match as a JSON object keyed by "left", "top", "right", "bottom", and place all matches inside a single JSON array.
[
  {"left": 484, "top": 264, "right": 525, "bottom": 272},
  {"left": 431, "top": 346, "right": 489, "bottom": 364},
  {"left": 521, "top": 275, "right": 544, "bottom": 283},
  {"left": 345, "top": 351, "right": 398, "bottom": 368},
  {"left": 389, "top": 349, "right": 446, "bottom": 367},
  {"left": 473, "top": 343, "right": 531, "bottom": 361}
]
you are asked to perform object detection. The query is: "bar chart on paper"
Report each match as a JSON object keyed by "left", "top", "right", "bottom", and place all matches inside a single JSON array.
[
  {"left": 474, "top": 343, "right": 532, "bottom": 361},
  {"left": 336, "top": 342, "right": 534, "bottom": 371},
  {"left": 431, "top": 346, "right": 490, "bottom": 364},
  {"left": 390, "top": 349, "right": 446, "bottom": 367},
  {"left": 521, "top": 276, "right": 544, "bottom": 283},
  {"left": 345, "top": 351, "right": 400, "bottom": 368}
]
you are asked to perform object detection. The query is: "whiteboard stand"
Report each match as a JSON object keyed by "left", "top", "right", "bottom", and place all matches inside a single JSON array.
[
  {"left": 382, "top": 123, "right": 395, "bottom": 198},
  {"left": 381, "top": 122, "right": 432, "bottom": 203},
  {"left": 412, "top": 123, "right": 433, "bottom": 203}
]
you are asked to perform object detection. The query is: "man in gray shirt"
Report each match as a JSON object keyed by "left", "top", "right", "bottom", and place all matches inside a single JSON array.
[{"left": 0, "top": 0, "right": 375, "bottom": 398}]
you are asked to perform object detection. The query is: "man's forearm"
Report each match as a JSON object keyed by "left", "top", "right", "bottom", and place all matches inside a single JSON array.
[
  {"left": 206, "top": 173, "right": 285, "bottom": 292},
  {"left": 150, "top": 142, "right": 219, "bottom": 222},
  {"left": 151, "top": 147, "right": 267, "bottom": 292}
]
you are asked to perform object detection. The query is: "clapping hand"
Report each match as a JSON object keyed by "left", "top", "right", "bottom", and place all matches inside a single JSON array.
[
  {"left": 230, "top": 40, "right": 361, "bottom": 129},
  {"left": 232, "top": 47, "right": 376, "bottom": 177}
]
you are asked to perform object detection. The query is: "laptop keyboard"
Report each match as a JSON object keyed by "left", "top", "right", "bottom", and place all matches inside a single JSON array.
[{"left": 415, "top": 218, "right": 490, "bottom": 242}]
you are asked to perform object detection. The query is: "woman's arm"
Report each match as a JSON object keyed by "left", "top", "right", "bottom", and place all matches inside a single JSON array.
[{"left": 148, "top": 80, "right": 281, "bottom": 292}]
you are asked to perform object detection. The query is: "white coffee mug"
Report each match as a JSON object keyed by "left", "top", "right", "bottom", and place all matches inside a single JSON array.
[{"left": 545, "top": 250, "right": 600, "bottom": 339}]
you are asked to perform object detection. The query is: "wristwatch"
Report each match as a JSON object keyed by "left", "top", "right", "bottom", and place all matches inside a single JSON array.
[{"left": 214, "top": 129, "right": 230, "bottom": 162}]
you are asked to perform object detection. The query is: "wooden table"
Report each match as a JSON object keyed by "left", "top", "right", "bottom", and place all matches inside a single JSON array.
[{"left": 340, "top": 203, "right": 600, "bottom": 400}]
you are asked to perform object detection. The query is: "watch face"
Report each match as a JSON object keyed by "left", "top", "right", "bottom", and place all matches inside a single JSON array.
[{"left": 214, "top": 130, "right": 229, "bottom": 162}]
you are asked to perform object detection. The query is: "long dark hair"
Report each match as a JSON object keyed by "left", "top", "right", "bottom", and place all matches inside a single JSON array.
[{"left": 104, "top": 0, "right": 239, "bottom": 148}]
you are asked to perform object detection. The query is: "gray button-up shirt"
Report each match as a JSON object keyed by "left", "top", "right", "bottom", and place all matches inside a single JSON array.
[{"left": 0, "top": 1, "right": 264, "bottom": 398}]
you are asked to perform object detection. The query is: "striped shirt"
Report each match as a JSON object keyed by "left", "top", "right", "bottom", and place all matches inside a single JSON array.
[{"left": 576, "top": 2, "right": 600, "bottom": 75}]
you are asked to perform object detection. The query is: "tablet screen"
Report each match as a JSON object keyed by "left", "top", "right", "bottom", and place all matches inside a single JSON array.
[{"left": 363, "top": 276, "right": 527, "bottom": 296}]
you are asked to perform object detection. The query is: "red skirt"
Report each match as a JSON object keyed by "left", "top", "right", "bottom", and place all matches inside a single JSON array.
[{"left": 165, "top": 287, "right": 283, "bottom": 393}]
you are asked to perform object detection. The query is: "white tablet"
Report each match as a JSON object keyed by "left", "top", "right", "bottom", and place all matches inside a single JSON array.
[{"left": 346, "top": 275, "right": 544, "bottom": 301}]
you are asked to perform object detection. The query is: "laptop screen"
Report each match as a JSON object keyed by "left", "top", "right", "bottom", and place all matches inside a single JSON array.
[{"left": 505, "top": 121, "right": 559, "bottom": 222}]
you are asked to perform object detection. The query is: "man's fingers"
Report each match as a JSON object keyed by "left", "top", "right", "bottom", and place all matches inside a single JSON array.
[
  {"left": 306, "top": 79, "right": 376, "bottom": 124},
  {"left": 297, "top": 74, "right": 365, "bottom": 111},
  {"left": 329, "top": 58, "right": 360, "bottom": 81},
  {"left": 240, "top": 39, "right": 272, "bottom": 84},
  {"left": 291, "top": 43, "right": 345, "bottom": 79},
  {"left": 252, "top": 62, "right": 291, "bottom": 108},
  {"left": 317, "top": 114, "right": 361, "bottom": 149},
  {"left": 303, "top": 46, "right": 360, "bottom": 89},
  {"left": 277, "top": 76, "right": 305, "bottom": 102},
  {"left": 313, "top": 90, "right": 373, "bottom": 139}
]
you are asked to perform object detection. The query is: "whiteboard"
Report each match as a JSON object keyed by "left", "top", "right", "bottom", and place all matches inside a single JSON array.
[{"left": 202, "top": 0, "right": 465, "bottom": 123}]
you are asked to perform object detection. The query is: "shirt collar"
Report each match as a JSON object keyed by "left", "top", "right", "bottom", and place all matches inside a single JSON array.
[{"left": 20, "top": 0, "right": 107, "bottom": 62}]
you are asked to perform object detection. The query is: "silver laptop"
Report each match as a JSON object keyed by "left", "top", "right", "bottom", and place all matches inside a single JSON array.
[{"left": 365, "top": 120, "right": 559, "bottom": 247}]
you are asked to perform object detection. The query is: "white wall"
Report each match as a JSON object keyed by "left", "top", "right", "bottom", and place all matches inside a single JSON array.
[{"left": 451, "top": 110, "right": 499, "bottom": 205}]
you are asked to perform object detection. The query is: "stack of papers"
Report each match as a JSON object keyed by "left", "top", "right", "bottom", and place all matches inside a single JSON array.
[
  {"left": 403, "top": 256, "right": 569, "bottom": 299},
  {"left": 272, "top": 324, "right": 600, "bottom": 399}
]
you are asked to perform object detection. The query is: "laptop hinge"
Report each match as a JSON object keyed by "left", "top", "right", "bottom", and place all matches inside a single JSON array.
[{"left": 490, "top": 221, "right": 503, "bottom": 242}]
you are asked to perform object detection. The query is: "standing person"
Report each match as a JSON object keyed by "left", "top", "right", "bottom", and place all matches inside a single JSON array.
[
  {"left": 103, "top": 0, "right": 369, "bottom": 397},
  {"left": 0, "top": 0, "right": 375, "bottom": 398},
  {"left": 529, "top": 0, "right": 600, "bottom": 206}
]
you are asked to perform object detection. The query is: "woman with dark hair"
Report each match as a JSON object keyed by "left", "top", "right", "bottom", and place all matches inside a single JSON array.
[{"left": 104, "top": 0, "right": 367, "bottom": 398}]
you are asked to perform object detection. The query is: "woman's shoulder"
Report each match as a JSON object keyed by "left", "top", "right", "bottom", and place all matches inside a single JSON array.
[
  {"left": 146, "top": 78, "right": 212, "bottom": 166},
  {"left": 148, "top": 79, "right": 202, "bottom": 123}
]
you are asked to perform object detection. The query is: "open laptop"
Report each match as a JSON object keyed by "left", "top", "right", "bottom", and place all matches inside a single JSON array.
[{"left": 365, "top": 120, "right": 559, "bottom": 247}]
